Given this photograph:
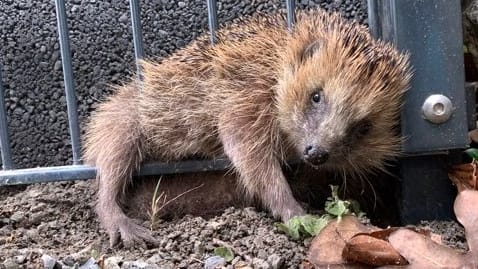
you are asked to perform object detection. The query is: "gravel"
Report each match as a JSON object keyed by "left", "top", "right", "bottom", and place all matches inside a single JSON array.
[
  {"left": 0, "top": 180, "right": 309, "bottom": 268},
  {"left": 0, "top": 180, "right": 467, "bottom": 268},
  {"left": 0, "top": 0, "right": 368, "bottom": 169}
]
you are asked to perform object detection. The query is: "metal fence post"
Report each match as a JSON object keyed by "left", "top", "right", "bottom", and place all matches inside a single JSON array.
[
  {"left": 368, "top": 0, "right": 471, "bottom": 223},
  {"left": 0, "top": 67, "right": 13, "bottom": 170},
  {"left": 129, "top": 0, "right": 145, "bottom": 80},
  {"left": 54, "top": 0, "right": 82, "bottom": 165},
  {"left": 206, "top": 0, "right": 218, "bottom": 44}
]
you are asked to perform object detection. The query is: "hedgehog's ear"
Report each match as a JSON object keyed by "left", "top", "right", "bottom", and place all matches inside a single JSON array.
[
  {"left": 300, "top": 39, "right": 322, "bottom": 63},
  {"left": 286, "top": 38, "right": 324, "bottom": 74}
]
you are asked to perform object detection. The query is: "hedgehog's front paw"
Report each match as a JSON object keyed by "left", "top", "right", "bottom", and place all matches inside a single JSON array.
[
  {"left": 104, "top": 215, "right": 159, "bottom": 248},
  {"left": 274, "top": 199, "right": 305, "bottom": 222}
]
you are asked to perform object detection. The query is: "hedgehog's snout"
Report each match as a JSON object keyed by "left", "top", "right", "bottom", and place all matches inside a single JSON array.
[{"left": 303, "top": 145, "right": 329, "bottom": 166}]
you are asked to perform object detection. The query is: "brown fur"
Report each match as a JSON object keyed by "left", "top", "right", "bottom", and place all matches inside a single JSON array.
[{"left": 83, "top": 9, "right": 411, "bottom": 247}]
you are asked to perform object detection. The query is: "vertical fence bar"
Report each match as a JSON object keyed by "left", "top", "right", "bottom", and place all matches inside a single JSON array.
[
  {"left": 367, "top": 0, "right": 379, "bottom": 37},
  {"left": 206, "top": 0, "right": 218, "bottom": 44},
  {"left": 129, "top": 0, "right": 145, "bottom": 78},
  {"left": 367, "top": 0, "right": 396, "bottom": 41},
  {"left": 286, "top": 0, "right": 295, "bottom": 30},
  {"left": 54, "top": 0, "right": 82, "bottom": 165},
  {"left": 0, "top": 67, "right": 13, "bottom": 170}
]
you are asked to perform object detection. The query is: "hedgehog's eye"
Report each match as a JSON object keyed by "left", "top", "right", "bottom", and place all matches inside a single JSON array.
[
  {"left": 311, "top": 90, "right": 323, "bottom": 104},
  {"left": 355, "top": 120, "right": 372, "bottom": 138}
]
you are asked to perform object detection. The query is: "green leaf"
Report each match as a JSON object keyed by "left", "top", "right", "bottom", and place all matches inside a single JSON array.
[
  {"left": 90, "top": 249, "right": 100, "bottom": 260},
  {"left": 280, "top": 217, "right": 302, "bottom": 240},
  {"left": 214, "top": 247, "right": 234, "bottom": 262},
  {"left": 276, "top": 215, "right": 330, "bottom": 239},
  {"left": 325, "top": 199, "right": 350, "bottom": 218},
  {"left": 299, "top": 215, "right": 331, "bottom": 236},
  {"left": 465, "top": 148, "right": 478, "bottom": 161}
]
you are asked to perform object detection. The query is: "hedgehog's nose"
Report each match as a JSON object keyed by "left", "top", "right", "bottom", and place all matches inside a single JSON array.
[{"left": 303, "top": 146, "right": 329, "bottom": 165}]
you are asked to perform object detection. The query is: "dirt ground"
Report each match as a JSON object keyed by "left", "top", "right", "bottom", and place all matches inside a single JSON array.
[{"left": 0, "top": 179, "right": 467, "bottom": 269}]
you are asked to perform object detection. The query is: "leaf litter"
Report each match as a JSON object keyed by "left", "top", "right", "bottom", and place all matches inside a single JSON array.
[{"left": 303, "top": 158, "right": 478, "bottom": 269}]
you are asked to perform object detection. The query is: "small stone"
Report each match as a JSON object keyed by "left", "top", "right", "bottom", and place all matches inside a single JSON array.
[
  {"left": 167, "top": 230, "right": 181, "bottom": 239},
  {"left": 267, "top": 254, "right": 284, "bottom": 269},
  {"left": 62, "top": 255, "right": 76, "bottom": 266},
  {"left": 79, "top": 258, "right": 100, "bottom": 269},
  {"left": 42, "top": 254, "right": 58, "bottom": 269},
  {"left": 233, "top": 261, "right": 252, "bottom": 269},
  {"left": 3, "top": 258, "right": 18, "bottom": 269},
  {"left": 252, "top": 258, "right": 270, "bottom": 269},
  {"left": 178, "top": 1, "right": 186, "bottom": 7},
  {"left": 104, "top": 256, "right": 122, "bottom": 269},
  {"left": 13, "top": 255, "right": 26, "bottom": 264},
  {"left": 122, "top": 260, "right": 157, "bottom": 269},
  {"left": 54, "top": 60, "right": 62, "bottom": 71},
  {"left": 145, "top": 254, "right": 162, "bottom": 264},
  {"left": 10, "top": 211, "right": 26, "bottom": 223},
  {"left": 257, "top": 249, "right": 267, "bottom": 260},
  {"left": 25, "top": 229, "right": 39, "bottom": 239},
  {"left": 204, "top": 256, "right": 226, "bottom": 269},
  {"left": 207, "top": 221, "right": 223, "bottom": 230},
  {"left": 119, "top": 13, "right": 128, "bottom": 23},
  {"left": 243, "top": 207, "right": 258, "bottom": 218},
  {"left": 71, "top": 249, "right": 99, "bottom": 268},
  {"left": 193, "top": 240, "right": 205, "bottom": 255},
  {"left": 71, "top": 4, "right": 80, "bottom": 13},
  {"left": 40, "top": 45, "right": 47, "bottom": 53},
  {"left": 157, "top": 30, "right": 168, "bottom": 36}
]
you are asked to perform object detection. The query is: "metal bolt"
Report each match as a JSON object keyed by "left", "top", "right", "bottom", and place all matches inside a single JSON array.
[{"left": 422, "top": 94, "right": 453, "bottom": 124}]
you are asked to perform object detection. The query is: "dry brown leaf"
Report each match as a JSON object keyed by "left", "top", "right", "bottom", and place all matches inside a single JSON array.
[
  {"left": 454, "top": 189, "right": 478, "bottom": 253},
  {"left": 381, "top": 189, "right": 478, "bottom": 268},
  {"left": 343, "top": 234, "right": 407, "bottom": 266},
  {"left": 307, "top": 215, "right": 377, "bottom": 267},
  {"left": 300, "top": 260, "right": 371, "bottom": 269},
  {"left": 388, "top": 228, "right": 465, "bottom": 269},
  {"left": 448, "top": 161, "right": 478, "bottom": 191},
  {"left": 468, "top": 129, "right": 478, "bottom": 144}
]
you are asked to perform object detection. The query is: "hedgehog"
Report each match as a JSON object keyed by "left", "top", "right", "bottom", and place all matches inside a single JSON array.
[{"left": 83, "top": 9, "right": 411, "bottom": 247}]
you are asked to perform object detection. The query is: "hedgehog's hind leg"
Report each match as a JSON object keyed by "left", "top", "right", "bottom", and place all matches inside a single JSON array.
[{"left": 84, "top": 85, "right": 158, "bottom": 248}]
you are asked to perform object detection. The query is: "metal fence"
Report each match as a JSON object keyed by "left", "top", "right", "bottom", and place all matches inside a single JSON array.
[
  {"left": 0, "top": 0, "right": 472, "bottom": 223},
  {"left": 0, "top": 0, "right": 302, "bottom": 185}
]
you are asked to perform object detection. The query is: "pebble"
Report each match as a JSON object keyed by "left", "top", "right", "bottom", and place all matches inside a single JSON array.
[
  {"left": 252, "top": 258, "right": 270, "bottom": 269},
  {"left": 119, "top": 13, "right": 129, "bottom": 23},
  {"left": 2, "top": 258, "right": 18, "bottom": 269},
  {"left": 104, "top": 256, "right": 122, "bottom": 269},
  {"left": 145, "top": 254, "right": 162, "bottom": 264},
  {"left": 204, "top": 256, "right": 227, "bottom": 269},
  {"left": 243, "top": 207, "right": 259, "bottom": 218},
  {"left": 122, "top": 260, "right": 158, "bottom": 269},
  {"left": 13, "top": 255, "right": 26, "bottom": 264},
  {"left": 79, "top": 258, "right": 100, "bottom": 269},
  {"left": 53, "top": 60, "right": 62, "bottom": 71},
  {"left": 233, "top": 261, "right": 252, "bottom": 269},
  {"left": 267, "top": 254, "right": 284, "bottom": 269},
  {"left": 41, "top": 254, "right": 59, "bottom": 269},
  {"left": 9, "top": 211, "right": 26, "bottom": 223}
]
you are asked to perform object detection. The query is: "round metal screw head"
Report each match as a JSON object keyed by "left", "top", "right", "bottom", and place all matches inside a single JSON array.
[{"left": 422, "top": 94, "right": 453, "bottom": 124}]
